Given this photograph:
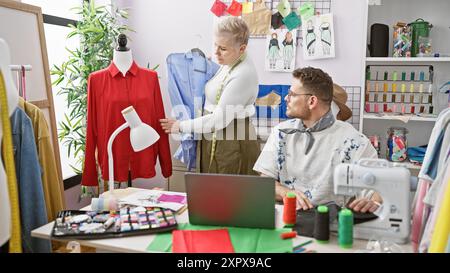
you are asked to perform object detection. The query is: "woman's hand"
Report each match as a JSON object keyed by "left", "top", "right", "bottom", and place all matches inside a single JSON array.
[{"left": 159, "top": 118, "right": 180, "bottom": 134}]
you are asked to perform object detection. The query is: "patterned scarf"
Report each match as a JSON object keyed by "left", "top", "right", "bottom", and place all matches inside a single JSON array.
[{"left": 279, "top": 110, "right": 335, "bottom": 155}]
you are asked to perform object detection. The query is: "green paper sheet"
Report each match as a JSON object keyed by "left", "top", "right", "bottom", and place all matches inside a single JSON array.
[
  {"left": 146, "top": 223, "right": 293, "bottom": 253},
  {"left": 298, "top": 2, "right": 315, "bottom": 20}
]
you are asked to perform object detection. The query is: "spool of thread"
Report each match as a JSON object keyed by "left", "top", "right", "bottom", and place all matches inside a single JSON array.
[
  {"left": 374, "top": 103, "right": 379, "bottom": 113},
  {"left": 280, "top": 231, "right": 297, "bottom": 239},
  {"left": 283, "top": 192, "right": 297, "bottom": 227},
  {"left": 313, "top": 205, "right": 330, "bottom": 243},
  {"left": 411, "top": 105, "right": 415, "bottom": 114},
  {"left": 384, "top": 71, "right": 388, "bottom": 81},
  {"left": 419, "top": 71, "right": 425, "bottom": 81},
  {"left": 338, "top": 209, "right": 353, "bottom": 249},
  {"left": 393, "top": 71, "right": 398, "bottom": 81},
  {"left": 401, "top": 72, "right": 406, "bottom": 81},
  {"left": 410, "top": 71, "right": 415, "bottom": 81},
  {"left": 91, "top": 197, "right": 118, "bottom": 212}
]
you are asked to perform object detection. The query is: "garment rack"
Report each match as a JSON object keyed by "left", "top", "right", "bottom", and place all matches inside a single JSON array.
[{"left": 9, "top": 64, "right": 32, "bottom": 71}]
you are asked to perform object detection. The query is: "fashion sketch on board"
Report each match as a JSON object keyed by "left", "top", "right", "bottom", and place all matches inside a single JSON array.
[
  {"left": 267, "top": 32, "right": 280, "bottom": 69},
  {"left": 265, "top": 29, "right": 297, "bottom": 72},
  {"left": 302, "top": 13, "right": 335, "bottom": 60}
]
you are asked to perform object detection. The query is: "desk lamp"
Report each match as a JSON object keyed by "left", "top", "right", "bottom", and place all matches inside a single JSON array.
[{"left": 107, "top": 106, "right": 160, "bottom": 194}]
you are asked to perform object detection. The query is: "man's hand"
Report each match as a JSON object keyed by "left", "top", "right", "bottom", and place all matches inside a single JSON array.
[
  {"left": 348, "top": 192, "right": 382, "bottom": 213},
  {"left": 160, "top": 118, "right": 180, "bottom": 134},
  {"left": 348, "top": 198, "right": 379, "bottom": 213},
  {"left": 276, "top": 183, "right": 313, "bottom": 211}
]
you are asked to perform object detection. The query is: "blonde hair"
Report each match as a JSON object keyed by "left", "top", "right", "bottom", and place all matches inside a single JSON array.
[{"left": 215, "top": 17, "right": 250, "bottom": 46}]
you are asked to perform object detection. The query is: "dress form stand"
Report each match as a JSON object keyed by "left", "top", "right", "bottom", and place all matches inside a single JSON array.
[{"left": 113, "top": 34, "right": 133, "bottom": 188}]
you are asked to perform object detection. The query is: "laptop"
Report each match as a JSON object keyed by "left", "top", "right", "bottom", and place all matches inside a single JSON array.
[{"left": 185, "top": 173, "right": 275, "bottom": 229}]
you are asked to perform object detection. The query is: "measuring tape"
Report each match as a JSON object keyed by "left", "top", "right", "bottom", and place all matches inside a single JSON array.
[{"left": 0, "top": 71, "right": 22, "bottom": 253}]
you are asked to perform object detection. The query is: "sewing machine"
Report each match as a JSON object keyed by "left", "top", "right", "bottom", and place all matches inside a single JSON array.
[{"left": 333, "top": 159, "right": 411, "bottom": 244}]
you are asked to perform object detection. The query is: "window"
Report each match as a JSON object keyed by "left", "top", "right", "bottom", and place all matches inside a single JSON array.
[{"left": 21, "top": 0, "right": 111, "bottom": 182}]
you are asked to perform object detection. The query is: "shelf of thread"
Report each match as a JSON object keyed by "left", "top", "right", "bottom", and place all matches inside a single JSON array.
[
  {"left": 364, "top": 65, "right": 435, "bottom": 116},
  {"left": 366, "top": 57, "right": 450, "bottom": 63}
]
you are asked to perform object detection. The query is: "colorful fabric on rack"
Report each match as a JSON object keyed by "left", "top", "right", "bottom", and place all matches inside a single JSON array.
[
  {"left": 226, "top": 0, "right": 242, "bottom": 16},
  {"left": 81, "top": 61, "right": 172, "bottom": 186},
  {"left": 298, "top": 2, "right": 315, "bottom": 20},
  {"left": 242, "top": 0, "right": 272, "bottom": 35},
  {"left": 210, "top": 0, "right": 227, "bottom": 17},
  {"left": 0, "top": 72, "right": 22, "bottom": 253},
  {"left": 19, "top": 98, "right": 64, "bottom": 221},
  {"left": 282, "top": 12, "right": 302, "bottom": 31},
  {"left": 166, "top": 52, "right": 219, "bottom": 170},
  {"left": 242, "top": 1, "right": 253, "bottom": 14},
  {"left": 271, "top": 12, "right": 285, "bottom": 29},
  {"left": 10, "top": 108, "right": 51, "bottom": 253},
  {"left": 277, "top": 0, "right": 291, "bottom": 17}
]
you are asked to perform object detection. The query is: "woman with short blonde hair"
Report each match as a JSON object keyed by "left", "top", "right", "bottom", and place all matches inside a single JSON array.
[{"left": 161, "top": 17, "right": 260, "bottom": 175}]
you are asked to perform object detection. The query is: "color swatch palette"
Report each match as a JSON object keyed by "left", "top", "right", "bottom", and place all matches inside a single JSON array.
[{"left": 52, "top": 206, "right": 177, "bottom": 239}]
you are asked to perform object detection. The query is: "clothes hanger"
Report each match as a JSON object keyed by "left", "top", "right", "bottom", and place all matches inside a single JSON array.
[{"left": 191, "top": 34, "right": 206, "bottom": 58}]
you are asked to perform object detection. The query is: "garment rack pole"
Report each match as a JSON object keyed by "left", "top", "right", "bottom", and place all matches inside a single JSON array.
[{"left": 9, "top": 65, "right": 32, "bottom": 71}]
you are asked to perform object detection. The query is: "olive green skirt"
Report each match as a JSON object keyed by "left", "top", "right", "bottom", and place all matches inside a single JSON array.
[{"left": 196, "top": 117, "right": 260, "bottom": 175}]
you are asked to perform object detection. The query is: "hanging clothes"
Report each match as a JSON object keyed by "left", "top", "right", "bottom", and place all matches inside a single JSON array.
[
  {"left": 166, "top": 51, "right": 219, "bottom": 170},
  {"left": 428, "top": 165, "right": 450, "bottom": 252},
  {"left": 18, "top": 97, "right": 64, "bottom": 221},
  {"left": 0, "top": 71, "right": 22, "bottom": 253},
  {"left": 412, "top": 108, "right": 450, "bottom": 252},
  {"left": 10, "top": 107, "right": 51, "bottom": 253},
  {"left": 82, "top": 61, "right": 172, "bottom": 187}
]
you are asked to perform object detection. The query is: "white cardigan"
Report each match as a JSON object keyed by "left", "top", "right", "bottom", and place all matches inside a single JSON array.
[{"left": 179, "top": 54, "right": 259, "bottom": 133}]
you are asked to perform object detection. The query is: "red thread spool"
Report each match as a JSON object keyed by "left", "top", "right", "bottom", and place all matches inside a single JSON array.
[
  {"left": 280, "top": 231, "right": 297, "bottom": 239},
  {"left": 283, "top": 192, "right": 297, "bottom": 226}
]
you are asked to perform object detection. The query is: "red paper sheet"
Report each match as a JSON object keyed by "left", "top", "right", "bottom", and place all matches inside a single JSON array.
[{"left": 172, "top": 229, "right": 235, "bottom": 253}]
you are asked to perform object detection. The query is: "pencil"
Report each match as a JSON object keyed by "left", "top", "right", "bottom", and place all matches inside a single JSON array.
[{"left": 293, "top": 239, "right": 313, "bottom": 250}]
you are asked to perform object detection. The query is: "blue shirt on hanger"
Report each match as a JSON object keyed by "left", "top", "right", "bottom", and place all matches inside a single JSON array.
[
  {"left": 10, "top": 107, "right": 51, "bottom": 253},
  {"left": 166, "top": 51, "right": 219, "bottom": 170}
]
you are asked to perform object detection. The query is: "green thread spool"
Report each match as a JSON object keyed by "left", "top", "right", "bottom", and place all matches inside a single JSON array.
[
  {"left": 338, "top": 208, "right": 353, "bottom": 249},
  {"left": 401, "top": 72, "right": 406, "bottom": 81},
  {"left": 393, "top": 71, "right": 398, "bottom": 81},
  {"left": 384, "top": 71, "right": 388, "bottom": 81}
]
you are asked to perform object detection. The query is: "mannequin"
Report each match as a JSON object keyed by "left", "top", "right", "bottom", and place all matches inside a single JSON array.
[
  {"left": 114, "top": 34, "right": 133, "bottom": 187},
  {"left": 113, "top": 34, "right": 133, "bottom": 76},
  {"left": 0, "top": 38, "right": 19, "bottom": 249}
]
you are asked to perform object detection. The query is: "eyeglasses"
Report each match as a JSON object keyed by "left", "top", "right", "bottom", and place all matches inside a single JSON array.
[{"left": 287, "top": 89, "right": 313, "bottom": 99}]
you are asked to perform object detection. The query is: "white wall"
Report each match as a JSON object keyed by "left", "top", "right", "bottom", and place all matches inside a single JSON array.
[{"left": 118, "top": 0, "right": 368, "bottom": 187}]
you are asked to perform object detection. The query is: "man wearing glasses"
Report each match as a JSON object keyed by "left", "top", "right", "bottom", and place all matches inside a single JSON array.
[{"left": 253, "top": 67, "right": 381, "bottom": 212}]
